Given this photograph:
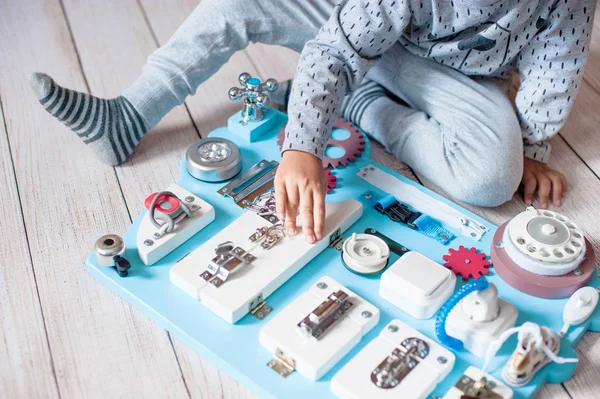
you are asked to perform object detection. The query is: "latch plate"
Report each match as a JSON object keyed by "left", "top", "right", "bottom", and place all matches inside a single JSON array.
[
  {"left": 267, "top": 348, "right": 296, "bottom": 378},
  {"left": 297, "top": 290, "right": 353, "bottom": 340},
  {"left": 200, "top": 246, "right": 255, "bottom": 287},
  {"left": 371, "top": 337, "right": 430, "bottom": 389},
  {"left": 455, "top": 375, "right": 502, "bottom": 399}
]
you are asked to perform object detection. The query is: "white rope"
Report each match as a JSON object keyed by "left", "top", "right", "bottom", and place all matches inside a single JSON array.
[{"left": 482, "top": 322, "right": 578, "bottom": 372}]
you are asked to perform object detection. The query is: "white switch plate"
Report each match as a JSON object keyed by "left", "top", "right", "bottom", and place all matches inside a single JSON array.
[
  {"left": 137, "top": 184, "right": 215, "bottom": 266},
  {"left": 380, "top": 252, "right": 456, "bottom": 319},
  {"left": 259, "top": 276, "right": 379, "bottom": 380},
  {"left": 331, "top": 319, "right": 455, "bottom": 399},
  {"left": 170, "top": 199, "right": 363, "bottom": 324},
  {"left": 442, "top": 366, "right": 513, "bottom": 398}
]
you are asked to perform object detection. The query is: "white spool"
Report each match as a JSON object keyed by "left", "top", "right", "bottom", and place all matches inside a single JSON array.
[{"left": 342, "top": 233, "right": 390, "bottom": 274}]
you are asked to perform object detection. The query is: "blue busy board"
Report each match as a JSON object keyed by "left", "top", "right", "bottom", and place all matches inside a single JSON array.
[{"left": 87, "top": 109, "right": 600, "bottom": 399}]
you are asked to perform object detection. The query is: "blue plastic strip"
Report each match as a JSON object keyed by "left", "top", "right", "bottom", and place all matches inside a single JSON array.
[
  {"left": 435, "top": 278, "right": 490, "bottom": 350},
  {"left": 375, "top": 193, "right": 397, "bottom": 209},
  {"left": 413, "top": 214, "right": 456, "bottom": 245}
]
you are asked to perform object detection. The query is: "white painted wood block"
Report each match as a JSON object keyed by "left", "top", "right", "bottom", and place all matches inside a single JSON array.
[
  {"left": 137, "top": 184, "right": 215, "bottom": 266},
  {"left": 259, "top": 276, "right": 379, "bottom": 380},
  {"left": 170, "top": 199, "right": 363, "bottom": 324},
  {"left": 331, "top": 320, "right": 455, "bottom": 399}
]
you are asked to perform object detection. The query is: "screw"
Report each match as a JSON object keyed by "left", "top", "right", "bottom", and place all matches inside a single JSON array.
[
  {"left": 269, "top": 216, "right": 276, "bottom": 222},
  {"left": 153, "top": 232, "right": 160, "bottom": 238},
  {"left": 185, "top": 196, "right": 195, "bottom": 202},
  {"left": 437, "top": 356, "right": 447, "bottom": 364},
  {"left": 257, "top": 312, "right": 263, "bottom": 318},
  {"left": 268, "top": 361, "right": 276, "bottom": 367},
  {"left": 361, "top": 310, "right": 372, "bottom": 318},
  {"left": 242, "top": 200, "right": 249, "bottom": 205},
  {"left": 431, "top": 395, "right": 441, "bottom": 399},
  {"left": 495, "top": 241, "right": 504, "bottom": 248},
  {"left": 440, "top": 234, "right": 448, "bottom": 240},
  {"left": 144, "top": 239, "right": 154, "bottom": 246},
  {"left": 211, "top": 280, "right": 218, "bottom": 286},
  {"left": 574, "top": 268, "right": 582, "bottom": 276},
  {"left": 471, "top": 232, "right": 477, "bottom": 237},
  {"left": 465, "top": 259, "right": 471, "bottom": 264},
  {"left": 369, "top": 166, "right": 374, "bottom": 171},
  {"left": 223, "top": 188, "right": 228, "bottom": 193},
  {"left": 462, "top": 377, "right": 470, "bottom": 384},
  {"left": 317, "top": 282, "right": 328, "bottom": 289},
  {"left": 388, "top": 325, "right": 398, "bottom": 333},
  {"left": 363, "top": 192, "right": 373, "bottom": 200}
]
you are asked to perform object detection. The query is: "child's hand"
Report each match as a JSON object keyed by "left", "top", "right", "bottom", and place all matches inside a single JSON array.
[
  {"left": 522, "top": 157, "right": 568, "bottom": 208},
  {"left": 275, "top": 151, "right": 326, "bottom": 244}
]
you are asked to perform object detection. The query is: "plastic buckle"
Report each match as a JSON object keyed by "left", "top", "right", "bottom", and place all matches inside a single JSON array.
[{"left": 375, "top": 198, "right": 421, "bottom": 230}]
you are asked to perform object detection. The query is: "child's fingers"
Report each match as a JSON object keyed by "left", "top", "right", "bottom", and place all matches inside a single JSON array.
[
  {"left": 300, "top": 188, "right": 316, "bottom": 244},
  {"left": 549, "top": 173, "right": 564, "bottom": 206},
  {"left": 285, "top": 184, "right": 299, "bottom": 236},
  {"left": 522, "top": 171, "right": 537, "bottom": 205},
  {"left": 275, "top": 179, "right": 287, "bottom": 221},
  {"left": 536, "top": 173, "right": 551, "bottom": 209},
  {"left": 313, "top": 190, "right": 325, "bottom": 241}
]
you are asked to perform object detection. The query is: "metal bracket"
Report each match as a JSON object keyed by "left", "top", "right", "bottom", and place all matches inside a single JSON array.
[
  {"left": 249, "top": 293, "right": 272, "bottom": 320},
  {"left": 364, "top": 228, "right": 410, "bottom": 257},
  {"left": 329, "top": 227, "right": 344, "bottom": 252},
  {"left": 267, "top": 348, "right": 296, "bottom": 378},
  {"left": 297, "top": 290, "right": 353, "bottom": 340},
  {"left": 371, "top": 337, "right": 429, "bottom": 389},
  {"left": 455, "top": 375, "right": 502, "bottom": 399},
  {"left": 200, "top": 245, "right": 255, "bottom": 287}
]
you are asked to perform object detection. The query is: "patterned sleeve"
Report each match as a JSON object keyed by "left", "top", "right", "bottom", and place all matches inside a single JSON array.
[
  {"left": 515, "top": 0, "right": 596, "bottom": 163},
  {"left": 282, "top": 0, "right": 411, "bottom": 159}
]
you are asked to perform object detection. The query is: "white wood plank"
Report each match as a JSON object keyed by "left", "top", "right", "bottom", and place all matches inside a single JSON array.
[
  {"left": 0, "top": 1, "right": 190, "bottom": 397},
  {"left": 0, "top": 98, "right": 59, "bottom": 398}
]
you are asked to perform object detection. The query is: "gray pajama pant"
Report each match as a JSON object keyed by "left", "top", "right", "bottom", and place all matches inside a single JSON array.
[{"left": 125, "top": 0, "right": 523, "bottom": 207}]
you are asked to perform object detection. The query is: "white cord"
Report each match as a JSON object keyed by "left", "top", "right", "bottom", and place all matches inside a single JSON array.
[{"left": 482, "top": 322, "right": 578, "bottom": 372}]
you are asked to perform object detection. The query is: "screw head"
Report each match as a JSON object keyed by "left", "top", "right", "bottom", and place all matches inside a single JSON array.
[
  {"left": 144, "top": 239, "right": 154, "bottom": 246},
  {"left": 440, "top": 234, "right": 448, "bottom": 240},
  {"left": 361, "top": 310, "right": 372, "bottom": 318},
  {"left": 431, "top": 395, "right": 441, "bottom": 399},
  {"left": 574, "top": 268, "right": 583, "bottom": 276},
  {"left": 185, "top": 196, "right": 195, "bottom": 202},
  {"left": 222, "top": 188, "right": 228, "bottom": 193},
  {"left": 495, "top": 241, "right": 504, "bottom": 248},
  {"left": 437, "top": 356, "right": 447, "bottom": 364},
  {"left": 388, "top": 325, "right": 398, "bottom": 333},
  {"left": 317, "top": 282, "right": 328, "bottom": 289},
  {"left": 153, "top": 232, "right": 160, "bottom": 238},
  {"left": 363, "top": 193, "right": 373, "bottom": 200}
]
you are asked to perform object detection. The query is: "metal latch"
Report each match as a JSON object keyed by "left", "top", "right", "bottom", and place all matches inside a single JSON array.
[
  {"left": 200, "top": 243, "right": 255, "bottom": 287},
  {"left": 267, "top": 348, "right": 296, "bottom": 378},
  {"left": 329, "top": 227, "right": 344, "bottom": 251},
  {"left": 374, "top": 194, "right": 421, "bottom": 229},
  {"left": 249, "top": 225, "right": 285, "bottom": 250},
  {"left": 249, "top": 293, "right": 272, "bottom": 320},
  {"left": 371, "top": 337, "right": 430, "bottom": 389},
  {"left": 455, "top": 375, "right": 502, "bottom": 399},
  {"left": 297, "top": 290, "right": 353, "bottom": 340},
  {"left": 217, "top": 160, "right": 278, "bottom": 209}
]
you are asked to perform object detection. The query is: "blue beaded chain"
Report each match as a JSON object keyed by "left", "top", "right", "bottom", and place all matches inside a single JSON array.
[{"left": 435, "top": 277, "right": 489, "bottom": 350}]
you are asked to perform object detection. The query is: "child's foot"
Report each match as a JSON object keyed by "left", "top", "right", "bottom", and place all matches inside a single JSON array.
[
  {"left": 29, "top": 73, "right": 147, "bottom": 166},
  {"left": 340, "top": 79, "right": 387, "bottom": 126}
]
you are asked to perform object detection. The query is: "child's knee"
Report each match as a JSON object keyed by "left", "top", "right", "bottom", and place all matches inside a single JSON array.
[{"left": 447, "top": 153, "right": 523, "bottom": 207}]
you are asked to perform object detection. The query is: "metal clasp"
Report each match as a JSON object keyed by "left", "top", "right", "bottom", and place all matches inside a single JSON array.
[
  {"left": 200, "top": 244, "right": 255, "bottom": 287},
  {"left": 371, "top": 338, "right": 430, "bottom": 389},
  {"left": 297, "top": 290, "right": 353, "bottom": 340}
]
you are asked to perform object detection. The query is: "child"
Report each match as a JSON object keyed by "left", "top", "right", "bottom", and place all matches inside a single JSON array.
[{"left": 30, "top": 0, "right": 593, "bottom": 244}]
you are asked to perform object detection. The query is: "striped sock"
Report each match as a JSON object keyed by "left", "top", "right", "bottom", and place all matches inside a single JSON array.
[
  {"left": 29, "top": 73, "right": 147, "bottom": 166},
  {"left": 341, "top": 80, "right": 387, "bottom": 127}
]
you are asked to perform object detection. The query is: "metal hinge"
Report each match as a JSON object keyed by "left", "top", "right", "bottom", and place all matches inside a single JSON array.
[
  {"left": 267, "top": 348, "right": 296, "bottom": 378},
  {"left": 249, "top": 293, "right": 272, "bottom": 320},
  {"left": 329, "top": 227, "right": 344, "bottom": 251}
]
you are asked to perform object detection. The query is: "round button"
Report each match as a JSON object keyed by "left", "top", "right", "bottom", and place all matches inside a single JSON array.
[{"left": 541, "top": 224, "right": 556, "bottom": 235}]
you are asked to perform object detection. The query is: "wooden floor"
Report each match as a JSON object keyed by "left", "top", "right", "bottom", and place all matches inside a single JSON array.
[{"left": 1, "top": 0, "right": 599, "bottom": 397}]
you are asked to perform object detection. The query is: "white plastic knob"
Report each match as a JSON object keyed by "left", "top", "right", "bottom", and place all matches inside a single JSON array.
[{"left": 461, "top": 283, "right": 500, "bottom": 323}]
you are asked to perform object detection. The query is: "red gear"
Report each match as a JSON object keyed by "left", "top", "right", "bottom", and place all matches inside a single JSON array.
[
  {"left": 443, "top": 246, "right": 491, "bottom": 281},
  {"left": 277, "top": 118, "right": 365, "bottom": 169},
  {"left": 325, "top": 169, "right": 337, "bottom": 194}
]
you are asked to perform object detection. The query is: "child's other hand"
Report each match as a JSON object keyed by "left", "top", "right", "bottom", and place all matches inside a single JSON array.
[
  {"left": 522, "top": 157, "right": 568, "bottom": 208},
  {"left": 275, "top": 151, "right": 326, "bottom": 244}
]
